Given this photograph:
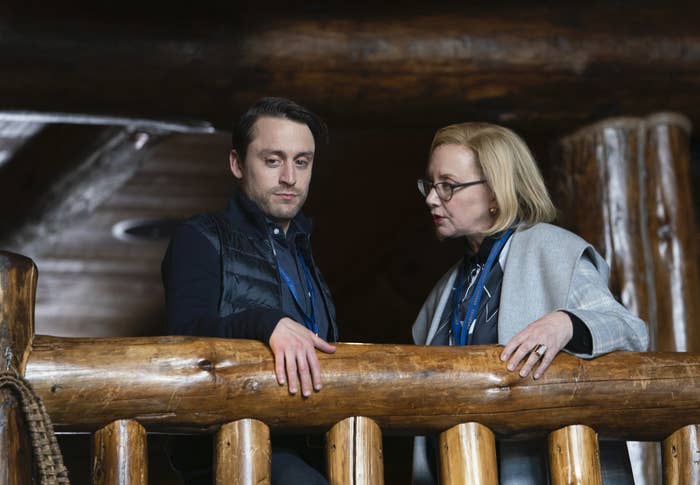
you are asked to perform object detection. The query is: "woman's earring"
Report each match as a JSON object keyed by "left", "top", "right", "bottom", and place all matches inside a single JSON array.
[{"left": 489, "top": 207, "right": 498, "bottom": 215}]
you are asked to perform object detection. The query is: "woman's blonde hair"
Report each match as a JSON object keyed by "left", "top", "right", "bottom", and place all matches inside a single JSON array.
[{"left": 431, "top": 122, "right": 556, "bottom": 235}]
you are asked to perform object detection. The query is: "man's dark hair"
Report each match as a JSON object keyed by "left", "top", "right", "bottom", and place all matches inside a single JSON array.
[{"left": 232, "top": 97, "right": 329, "bottom": 160}]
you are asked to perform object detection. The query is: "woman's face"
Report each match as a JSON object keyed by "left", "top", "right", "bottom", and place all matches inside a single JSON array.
[{"left": 425, "top": 144, "right": 497, "bottom": 244}]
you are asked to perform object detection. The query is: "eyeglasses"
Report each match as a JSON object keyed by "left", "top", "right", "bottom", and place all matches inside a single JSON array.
[{"left": 417, "top": 178, "right": 487, "bottom": 201}]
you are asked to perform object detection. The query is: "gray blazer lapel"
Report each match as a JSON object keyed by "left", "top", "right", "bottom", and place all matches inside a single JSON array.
[{"left": 412, "top": 261, "right": 460, "bottom": 345}]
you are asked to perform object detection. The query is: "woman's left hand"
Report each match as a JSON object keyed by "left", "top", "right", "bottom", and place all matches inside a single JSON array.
[{"left": 500, "top": 311, "right": 573, "bottom": 379}]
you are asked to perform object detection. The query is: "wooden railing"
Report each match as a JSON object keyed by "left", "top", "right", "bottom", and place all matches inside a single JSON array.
[
  {"left": 3, "top": 255, "right": 700, "bottom": 484},
  {"left": 15, "top": 336, "right": 700, "bottom": 484}
]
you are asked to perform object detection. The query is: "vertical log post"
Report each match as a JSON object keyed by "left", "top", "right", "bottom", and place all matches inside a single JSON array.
[
  {"left": 548, "top": 425, "right": 601, "bottom": 485},
  {"left": 326, "top": 416, "right": 384, "bottom": 485},
  {"left": 555, "top": 113, "right": 699, "bottom": 352},
  {"left": 643, "top": 117, "right": 700, "bottom": 352},
  {"left": 215, "top": 418, "right": 270, "bottom": 485},
  {"left": 554, "top": 113, "right": 699, "bottom": 484},
  {"left": 0, "top": 251, "right": 37, "bottom": 483},
  {"left": 438, "top": 422, "right": 497, "bottom": 485},
  {"left": 663, "top": 425, "right": 700, "bottom": 484},
  {"left": 92, "top": 419, "right": 148, "bottom": 485}
]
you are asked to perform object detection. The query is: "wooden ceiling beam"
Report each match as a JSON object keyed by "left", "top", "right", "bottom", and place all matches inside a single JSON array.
[
  {"left": 0, "top": 125, "right": 169, "bottom": 252},
  {"left": 0, "top": 4, "right": 698, "bottom": 133}
]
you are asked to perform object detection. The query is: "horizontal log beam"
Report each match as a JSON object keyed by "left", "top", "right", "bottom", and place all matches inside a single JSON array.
[
  {"left": 24, "top": 336, "right": 700, "bottom": 440},
  {"left": 1, "top": 5, "right": 700, "bottom": 131}
]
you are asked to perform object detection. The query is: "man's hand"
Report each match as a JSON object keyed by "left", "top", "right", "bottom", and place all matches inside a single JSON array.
[
  {"left": 269, "top": 317, "right": 336, "bottom": 397},
  {"left": 499, "top": 311, "right": 573, "bottom": 379}
]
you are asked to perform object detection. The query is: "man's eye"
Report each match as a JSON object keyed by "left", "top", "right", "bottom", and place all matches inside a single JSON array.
[
  {"left": 295, "top": 159, "right": 310, "bottom": 168},
  {"left": 265, "top": 159, "right": 281, "bottom": 166}
]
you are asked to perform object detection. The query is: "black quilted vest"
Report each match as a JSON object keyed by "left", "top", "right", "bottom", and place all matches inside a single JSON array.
[{"left": 184, "top": 193, "right": 338, "bottom": 341}]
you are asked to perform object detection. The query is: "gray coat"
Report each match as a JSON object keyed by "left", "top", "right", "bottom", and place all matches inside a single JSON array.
[{"left": 412, "top": 223, "right": 649, "bottom": 484}]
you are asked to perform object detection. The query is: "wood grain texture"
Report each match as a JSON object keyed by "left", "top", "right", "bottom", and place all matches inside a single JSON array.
[
  {"left": 0, "top": 251, "right": 36, "bottom": 483},
  {"left": 22, "top": 337, "right": 700, "bottom": 441},
  {"left": 548, "top": 425, "right": 601, "bottom": 485},
  {"left": 92, "top": 419, "right": 148, "bottom": 485},
  {"left": 215, "top": 419, "right": 270, "bottom": 485},
  {"left": 554, "top": 113, "right": 699, "bottom": 353},
  {"left": 0, "top": 250, "right": 37, "bottom": 374},
  {"left": 663, "top": 425, "right": 700, "bottom": 484},
  {"left": 2, "top": 4, "right": 700, "bottom": 133},
  {"left": 553, "top": 113, "right": 699, "bottom": 485},
  {"left": 0, "top": 126, "right": 166, "bottom": 253},
  {"left": 439, "top": 422, "right": 497, "bottom": 485},
  {"left": 0, "top": 388, "right": 34, "bottom": 484},
  {"left": 326, "top": 416, "right": 383, "bottom": 485},
  {"left": 644, "top": 119, "right": 700, "bottom": 352}
]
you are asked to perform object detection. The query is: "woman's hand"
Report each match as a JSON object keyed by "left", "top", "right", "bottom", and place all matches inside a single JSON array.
[{"left": 499, "top": 311, "right": 573, "bottom": 379}]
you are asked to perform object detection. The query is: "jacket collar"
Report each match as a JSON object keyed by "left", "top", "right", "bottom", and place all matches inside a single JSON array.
[
  {"left": 464, "top": 224, "right": 519, "bottom": 266},
  {"left": 464, "top": 231, "right": 502, "bottom": 266},
  {"left": 225, "top": 191, "right": 313, "bottom": 240}
]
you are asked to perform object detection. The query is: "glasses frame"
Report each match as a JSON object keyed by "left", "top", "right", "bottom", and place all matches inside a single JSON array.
[{"left": 417, "top": 178, "right": 487, "bottom": 201}]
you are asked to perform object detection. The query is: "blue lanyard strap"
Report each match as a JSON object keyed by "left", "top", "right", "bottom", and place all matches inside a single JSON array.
[
  {"left": 277, "top": 249, "right": 318, "bottom": 335},
  {"left": 451, "top": 228, "right": 513, "bottom": 346}
]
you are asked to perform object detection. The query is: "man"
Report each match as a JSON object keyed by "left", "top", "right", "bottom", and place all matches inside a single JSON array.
[{"left": 162, "top": 97, "right": 338, "bottom": 484}]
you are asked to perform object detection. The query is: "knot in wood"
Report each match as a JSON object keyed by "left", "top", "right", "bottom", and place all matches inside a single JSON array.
[
  {"left": 197, "top": 359, "right": 214, "bottom": 372},
  {"left": 243, "top": 378, "right": 260, "bottom": 392},
  {"left": 658, "top": 224, "right": 672, "bottom": 240}
]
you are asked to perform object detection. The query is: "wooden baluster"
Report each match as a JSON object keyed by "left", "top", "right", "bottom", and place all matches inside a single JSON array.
[
  {"left": 663, "top": 425, "right": 700, "bottom": 484},
  {"left": 548, "top": 425, "right": 601, "bottom": 485},
  {"left": 0, "top": 251, "right": 37, "bottom": 484},
  {"left": 438, "top": 422, "right": 497, "bottom": 485},
  {"left": 92, "top": 419, "right": 148, "bottom": 485},
  {"left": 215, "top": 418, "right": 270, "bottom": 485},
  {"left": 326, "top": 416, "right": 384, "bottom": 485}
]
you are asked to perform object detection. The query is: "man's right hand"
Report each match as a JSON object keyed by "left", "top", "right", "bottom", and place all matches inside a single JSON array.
[{"left": 268, "top": 317, "right": 336, "bottom": 397}]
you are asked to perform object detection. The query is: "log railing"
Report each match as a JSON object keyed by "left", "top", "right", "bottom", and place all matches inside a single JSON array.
[
  {"left": 21, "top": 337, "right": 700, "bottom": 440},
  {"left": 16, "top": 335, "right": 700, "bottom": 484},
  {"left": 13, "top": 336, "right": 700, "bottom": 483},
  {"left": 4, "top": 255, "right": 700, "bottom": 484}
]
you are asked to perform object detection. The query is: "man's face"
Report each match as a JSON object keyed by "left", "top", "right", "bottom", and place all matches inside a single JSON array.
[{"left": 230, "top": 116, "right": 315, "bottom": 230}]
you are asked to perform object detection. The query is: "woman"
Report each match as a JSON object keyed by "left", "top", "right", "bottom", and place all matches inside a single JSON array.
[{"left": 412, "top": 122, "right": 649, "bottom": 484}]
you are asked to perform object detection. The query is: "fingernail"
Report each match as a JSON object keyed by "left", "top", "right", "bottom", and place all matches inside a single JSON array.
[
  {"left": 315, "top": 384, "right": 322, "bottom": 391},
  {"left": 507, "top": 364, "right": 515, "bottom": 371},
  {"left": 534, "top": 373, "right": 540, "bottom": 380},
  {"left": 519, "top": 371, "right": 526, "bottom": 377},
  {"left": 289, "top": 387, "right": 297, "bottom": 394},
  {"left": 303, "top": 391, "right": 310, "bottom": 397}
]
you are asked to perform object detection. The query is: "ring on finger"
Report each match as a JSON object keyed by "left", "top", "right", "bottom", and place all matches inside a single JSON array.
[{"left": 533, "top": 344, "right": 547, "bottom": 358}]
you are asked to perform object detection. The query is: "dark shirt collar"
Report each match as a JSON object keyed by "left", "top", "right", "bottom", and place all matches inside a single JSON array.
[
  {"left": 268, "top": 218, "right": 306, "bottom": 245},
  {"left": 464, "top": 229, "right": 510, "bottom": 266},
  {"left": 227, "top": 190, "right": 313, "bottom": 240}
]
